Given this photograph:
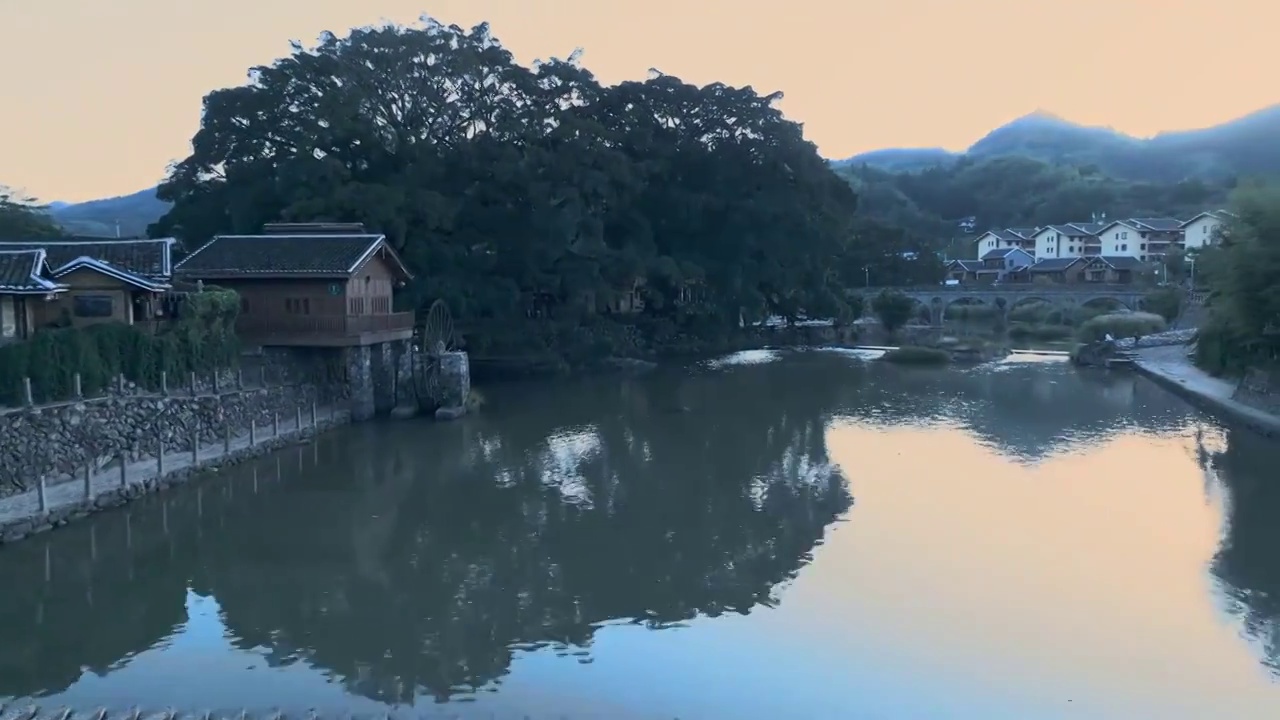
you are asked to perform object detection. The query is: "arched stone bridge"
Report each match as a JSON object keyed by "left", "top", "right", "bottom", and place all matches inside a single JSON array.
[{"left": 855, "top": 284, "right": 1150, "bottom": 325}]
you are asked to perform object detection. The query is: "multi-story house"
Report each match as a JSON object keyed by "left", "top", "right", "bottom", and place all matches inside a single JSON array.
[
  {"left": 1094, "top": 218, "right": 1183, "bottom": 261},
  {"left": 1180, "top": 210, "right": 1234, "bottom": 251},
  {"left": 1029, "top": 222, "right": 1108, "bottom": 259},
  {"left": 974, "top": 227, "right": 1038, "bottom": 259}
]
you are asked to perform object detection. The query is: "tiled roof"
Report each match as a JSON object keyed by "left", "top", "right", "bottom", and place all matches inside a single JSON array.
[
  {"left": 992, "top": 228, "right": 1038, "bottom": 242},
  {"left": 176, "top": 233, "right": 413, "bottom": 280},
  {"left": 0, "top": 249, "right": 65, "bottom": 294},
  {"left": 1180, "top": 209, "right": 1236, "bottom": 227},
  {"left": 1066, "top": 222, "right": 1107, "bottom": 235},
  {"left": 0, "top": 237, "right": 175, "bottom": 280},
  {"left": 1028, "top": 257, "right": 1084, "bottom": 272},
  {"left": 982, "top": 248, "right": 1017, "bottom": 259},
  {"left": 1128, "top": 217, "right": 1183, "bottom": 232},
  {"left": 948, "top": 259, "right": 982, "bottom": 271}
]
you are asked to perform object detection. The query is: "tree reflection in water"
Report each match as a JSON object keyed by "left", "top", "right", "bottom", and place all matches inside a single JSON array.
[
  {"left": 3, "top": 352, "right": 1272, "bottom": 707},
  {"left": 192, "top": 360, "right": 854, "bottom": 704},
  {"left": 1202, "top": 425, "right": 1280, "bottom": 675}
]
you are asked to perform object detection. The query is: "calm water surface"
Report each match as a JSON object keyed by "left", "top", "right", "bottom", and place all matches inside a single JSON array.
[{"left": 3, "top": 349, "right": 1280, "bottom": 719}]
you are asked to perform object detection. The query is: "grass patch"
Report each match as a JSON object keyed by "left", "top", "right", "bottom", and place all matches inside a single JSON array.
[
  {"left": 1077, "top": 312, "right": 1167, "bottom": 343},
  {"left": 879, "top": 346, "right": 951, "bottom": 365}
]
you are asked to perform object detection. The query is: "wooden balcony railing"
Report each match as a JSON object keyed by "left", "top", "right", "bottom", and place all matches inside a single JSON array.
[{"left": 236, "top": 311, "right": 416, "bottom": 338}]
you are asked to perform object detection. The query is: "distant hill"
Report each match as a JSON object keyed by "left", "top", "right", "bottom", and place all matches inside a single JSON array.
[
  {"left": 47, "top": 187, "right": 170, "bottom": 238},
  {"left": 839, "top": 105, "right": 1280, "bottom": 182}
]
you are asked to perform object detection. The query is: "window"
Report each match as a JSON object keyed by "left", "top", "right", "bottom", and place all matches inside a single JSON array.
[
  {"left": 1203, "top": 225, "right": 1209, "bottom": 234},
  {"left": 284, "top": 298, "right": 311, "bottom": 314},
  {"left": 1140, "top": 243, "right": 1146, "bottom": 250},
  {"left": 1121, "top": 244, "right": 1128, "bottom": 251},
  {"left": 73, "top": 294, "right": 114, "bottom": 318},
  {"left": 1122, "top": 231, "right": 1129, "bottom": 240}
]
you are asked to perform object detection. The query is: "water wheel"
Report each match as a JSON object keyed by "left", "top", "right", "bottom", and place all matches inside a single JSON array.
[{"left": 416, "top": 300, "right": 456, "bottom": 405}]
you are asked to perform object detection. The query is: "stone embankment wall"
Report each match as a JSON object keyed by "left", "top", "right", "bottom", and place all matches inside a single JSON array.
[
  {"left": 1234, "top": 366, "right": 1280, "bottom": 416},
  {"left": 0, "top": 382, "right": 323, "bottom": 500}
]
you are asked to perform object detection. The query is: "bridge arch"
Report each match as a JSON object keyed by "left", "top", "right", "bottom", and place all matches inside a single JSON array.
[
  {"left": 1078, "top": 295, "right": 1135, "bottom": 313},
  {"left": 938, "top": 295, "right": 993, "bottom": 324}
]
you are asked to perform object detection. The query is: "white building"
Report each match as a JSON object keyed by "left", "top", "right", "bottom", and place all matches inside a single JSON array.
[{"left": 1180, "top": 210, "right": 1234, "bottom": 251}]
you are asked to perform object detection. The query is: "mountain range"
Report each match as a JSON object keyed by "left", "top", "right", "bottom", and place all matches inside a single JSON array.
[
  {"left": 29, "top": 103, "right": 1280, "bottom": 238},
  {"left": 836, "top": 104, "right": 1280, "bottom": 183}
]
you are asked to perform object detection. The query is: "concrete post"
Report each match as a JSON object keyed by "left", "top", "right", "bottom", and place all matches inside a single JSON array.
[
  {"left": 160, "top": 371, "right": 168, "bottom": 396},
  {"left": 296, "top": 405, "right": 303, "bottom": 433},
  {"left": 311, "top": 401, "right": 318, "bottom": 428},
  {"left": 22, "top": 377, "right": 32, "bottom": 406},
  {"left": 191, "top": 430, "right": 199, "bottom": 465},
  {"left": 249, "top": 419, "right": 256, "bottom": 445},
  {"left": 189, "top": 371, "right": 197, "bottom": 395},
  {"left": 73, "top": 373, "right": 83, "bottom": 399},
  {"left": 273, "top": 412, "right": 280, "bottom": 437},
  {"left": 157, "top": 438, "right": 165, "bottom": 477},
  {"left": 37, "top": 476, "right": 48, "bottom": 514},
  {"left": 224, "top": 425, "right": 232, "bottom": 454},
  {"left": 119, "top": 454, "right": 127, "bottom": 488},
  {"left": 83, "top": 463, "right": 92, "bottom": 501}
]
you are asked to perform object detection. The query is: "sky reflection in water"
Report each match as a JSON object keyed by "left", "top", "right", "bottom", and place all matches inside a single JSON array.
[{"left": 2, "top": 350, "right": 1280, "bottom": 719}]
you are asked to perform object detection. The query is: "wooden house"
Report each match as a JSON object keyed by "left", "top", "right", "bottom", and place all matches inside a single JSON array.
[
  {"left": 174, "top": 223, "right": 415, "bottom": 347},
  {"left": 0, "top": 249, "right": 66, "bottom": 342},
  {"left": 0, "top": 238, "right": 176, "bottom": 328}
]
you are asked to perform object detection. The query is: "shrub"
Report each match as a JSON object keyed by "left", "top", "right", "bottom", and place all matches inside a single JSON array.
[
  {"left": 872, "top": 290, "right": 916, "bottom": 335},
  {"left": 879, "top": 346, "right": 951, "bottom": 365},
  {"left": 0, "top": 288, "right": 241, "bottom": 405},
  {"left": 1143, "top": 287, "right": 1183, "bottom": 322},
  {"left": 1077, "top": 311, "right": 1167, "bottom": 343},
  {"left": 1008, "top": 323, "right": 1074, "bottom": 342},
  {"left": 947, "top": 303, "right": 998, "bottom": 322}
]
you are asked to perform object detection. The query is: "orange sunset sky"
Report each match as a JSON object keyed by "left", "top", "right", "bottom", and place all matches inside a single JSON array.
[{"left": 1, "top": 0, "right": 1273, "bottom": 203}]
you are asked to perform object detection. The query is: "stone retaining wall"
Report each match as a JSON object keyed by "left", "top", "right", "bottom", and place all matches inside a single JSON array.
[
  {"left": 0, "top": 384, "right": 322, "bottom": 500},
  {"left": 1234, "top": 366, "right": 1280, "bottom": 416}
]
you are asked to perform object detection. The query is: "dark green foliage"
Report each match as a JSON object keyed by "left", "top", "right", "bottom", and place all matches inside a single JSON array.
[
  {"left": 1194, "top": 184, "right": 1280, "bottom": 375},
  {"left": 1077, "top": 312, "right": 1166, "bottom": 343},
  {"left": 0, "top": 289, "right": 240, "bottom": 404},
  {"left": 1144, "top": 288, "right": 1183, "bottom": 322},
  {"left": 148, "top": 18, "right": 905, "bottom": 365},
  {"left": 0, "top": 185, "right": 61, "bottom": 237},
  {"left": 839, "top": 156, "right": 1230, "bottom": 243},
  {"left": 871, "top": 290, "right": 915, "bottom": 335},
  {"left": 879, "top": 346, "right": 950, "bottom": 365}
]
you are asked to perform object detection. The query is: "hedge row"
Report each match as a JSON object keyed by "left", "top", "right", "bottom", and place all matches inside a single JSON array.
[{"left": 0, "top": 289, "right": 240, "bottom": 406}]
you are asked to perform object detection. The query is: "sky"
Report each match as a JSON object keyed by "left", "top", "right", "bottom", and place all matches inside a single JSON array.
[{"left": 1, "top": 0, "right": 1274, "bottom": 203}]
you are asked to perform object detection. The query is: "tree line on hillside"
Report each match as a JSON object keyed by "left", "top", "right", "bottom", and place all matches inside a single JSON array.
[
  {"left": 142, "top": 17, "right": 943, "bottom": 363},
  {"left": 839, "top": 155, "right": 1232, "bottom": 247}
]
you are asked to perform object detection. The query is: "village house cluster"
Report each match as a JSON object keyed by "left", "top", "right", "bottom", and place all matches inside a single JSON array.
[
  {"left": 946, "top": 210, "right": 1233, "bottom": 285},
  {"left": 0, "top": 225, "right": 414, "bottom": 347}
]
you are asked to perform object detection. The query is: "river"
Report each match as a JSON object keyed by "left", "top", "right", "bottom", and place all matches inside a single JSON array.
[{"left": 3, "top": 349, "right": 1280, "bottom": 719}]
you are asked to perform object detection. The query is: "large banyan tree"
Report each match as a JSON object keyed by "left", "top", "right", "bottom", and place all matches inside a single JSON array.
[{"left": 152, "top": 16, "right": 879, "bottom": 346}]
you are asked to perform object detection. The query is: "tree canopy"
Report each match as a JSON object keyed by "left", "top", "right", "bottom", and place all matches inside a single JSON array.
[
  {"left": 1194, "top": 183, "right": 1280, "bottom": 374},
  {"left": 0, "top": 185, "right": 61, "bottom": 238},
  {"left": 152, "top": 17, "right": 921, "bottom": 357}
]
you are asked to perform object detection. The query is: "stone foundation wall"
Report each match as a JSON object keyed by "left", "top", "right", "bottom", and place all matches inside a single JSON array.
[
  {"left": 1233, "top": 366, "right": 1280, "bottom": 415},
  {"left": 0, "top": 384, "right": 321, "bottom": 500}
]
